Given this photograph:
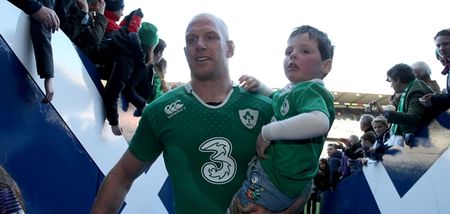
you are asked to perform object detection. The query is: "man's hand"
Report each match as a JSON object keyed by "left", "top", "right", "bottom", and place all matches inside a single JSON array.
[
  {"left": 256, "top": 133, "right": 270, "bottom": 159},
  {"left": 97, "top": 0, "right": 106, "bottom": 14},
  {"left": 42, "top": 77, "right": 54, "bottom": 103},
  {"left": 76, "top": 0, "right": 89, "bottom": 13},
  {"left": 31, "top": 6, "right": 60, "bottom": 33}
]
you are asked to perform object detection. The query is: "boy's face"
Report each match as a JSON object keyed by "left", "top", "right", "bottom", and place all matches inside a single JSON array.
[
  {"left": 361, "top": 139, "right": 372, "bottom": 149},
  {"left": 373, "top": 121, "right": 388, "bottom": 136},
  {"left": 283, "top": 33, "right": 331, "bottom": 83}
]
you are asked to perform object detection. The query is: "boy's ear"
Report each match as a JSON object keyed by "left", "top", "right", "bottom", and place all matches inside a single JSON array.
[{"left": 321, "top": 59, "right": 333, "bottom": 77}]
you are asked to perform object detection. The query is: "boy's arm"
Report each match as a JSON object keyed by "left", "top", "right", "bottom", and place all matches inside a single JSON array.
[
  {"left": 257, "top": 111, "right": 329, "bottom": 159},
  {"left": 262, "top": 111, "right": 329, "bottom": 141}
]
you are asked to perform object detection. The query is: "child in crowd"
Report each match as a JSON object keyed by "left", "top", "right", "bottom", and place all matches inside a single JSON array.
[
  {"left": 103, "top": 22, "right": 159, "bottom": 135},
  {"left": 153, "top": 57, "right": 170, "bottom": 99},
  {"left": 371, "top": 115, "right": 392, "bottom": 161},
  {"left": 228, "top": 25, "right": 335, "bottom": 212},
  {"left": 121, "top": 39, "right": 167, "bottom": 117},
  {"left": 103, "top": 0, "right": 142, "bottom": 35},
  {"left": 358, "top": 131, "right": 377, "bottom": 166}
]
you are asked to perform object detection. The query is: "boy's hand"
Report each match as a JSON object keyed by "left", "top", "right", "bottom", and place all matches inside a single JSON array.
[{"left": 239, "top": 75, "right": 260, "bottom": 92}]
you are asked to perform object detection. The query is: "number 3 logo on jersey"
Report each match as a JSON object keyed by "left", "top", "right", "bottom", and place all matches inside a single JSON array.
[{"left": 199, "top": 137, "right": 236, "bottom": 184}]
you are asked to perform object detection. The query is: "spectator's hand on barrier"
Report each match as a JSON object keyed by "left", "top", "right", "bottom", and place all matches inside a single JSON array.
[
  {"left": 239, "top": 75, "right": 260, "bottom": 92},
  {"left": 32, "top": 6, "right": 60, "bottom": 33},
  {"left": 256, "top": 133, "right": 270, "bottom": 159},
  {"left": 42, "top": 77, "right": 54, "bottom": 103},
  {"left": 419, "top": 93, "right": 433, "bottom": 107},
  {"left": 111, "top": 125, "right": 123, "bottom": 136}
]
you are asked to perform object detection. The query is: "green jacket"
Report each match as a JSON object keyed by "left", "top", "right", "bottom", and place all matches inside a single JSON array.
[{"left": 387, "top": 79, "right": 433, "bottom": 134}]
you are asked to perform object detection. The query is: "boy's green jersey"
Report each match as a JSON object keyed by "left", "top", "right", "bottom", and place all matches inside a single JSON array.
[
  {"left": 129, "top": 83, "right": 273, "bottom": 213},
  {"left": 261, "top": 81, "right": 335, "bottom": 198}
]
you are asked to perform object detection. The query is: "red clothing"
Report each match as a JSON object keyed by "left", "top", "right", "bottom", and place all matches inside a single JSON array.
[
  {"left": 104, "top": 10, "right": 120, "bottom": 33},
  {"left": 104, "top": 9, "right": 142, "bottom": 34}
]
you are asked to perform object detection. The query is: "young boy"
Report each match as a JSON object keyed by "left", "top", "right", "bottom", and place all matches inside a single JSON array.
[
  {"left": 358, "top": 131, "right": 377, "bottom": 165},
  {"left": 371, "top": 115, "right": 391, "bottom": 161},
  {"left": 229, "top": 25, "right": 335, "bottom": 212}
]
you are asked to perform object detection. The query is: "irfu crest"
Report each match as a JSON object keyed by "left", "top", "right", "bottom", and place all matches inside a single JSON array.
[{"left": 239, "top": 108, "right": 259, "bottom": 129}]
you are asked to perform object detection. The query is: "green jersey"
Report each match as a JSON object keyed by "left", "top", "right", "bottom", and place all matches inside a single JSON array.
[
  {"left": 261, "top": 80, "right": 335, "bottom": 198},
  {"left": 129, "top": 83, "right": 273, "bottom": 213}
]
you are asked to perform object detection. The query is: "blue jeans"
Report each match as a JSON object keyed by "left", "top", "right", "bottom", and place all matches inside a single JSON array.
[{"left": 237, "top": 157, "right": 311, "bottom": 211}]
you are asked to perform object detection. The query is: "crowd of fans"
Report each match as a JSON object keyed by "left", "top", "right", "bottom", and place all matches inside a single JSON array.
[{"left": 8, "top": 0, "right": 171, "bottom": 136}]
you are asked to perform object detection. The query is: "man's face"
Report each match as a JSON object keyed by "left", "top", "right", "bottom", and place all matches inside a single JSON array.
[
  {"left": 387, "top": 76, "right": 403, "bottom": 94},
  {"left": 435, "top": 35, "right": 450, "bottom": 62},
  {"left": 184, "top": 16, "right": 231, "bottom": 80},
  {"left": 327, "top": 145, "right": 336, "bottom": 156}
]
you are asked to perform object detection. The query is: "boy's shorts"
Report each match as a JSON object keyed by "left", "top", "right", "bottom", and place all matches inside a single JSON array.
[{"left": 236, "top": 157, "right": 312, "bottom": 212}]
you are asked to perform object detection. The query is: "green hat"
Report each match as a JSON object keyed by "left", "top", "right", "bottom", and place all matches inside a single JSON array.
[{"left": 138, "top": 22, "right": 159, "bottom": 48}]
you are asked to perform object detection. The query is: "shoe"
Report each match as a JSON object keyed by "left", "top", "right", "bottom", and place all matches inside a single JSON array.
[
  {"left": 121, "top": 93, "right": 129, "bottom": 112},
  {"left": 133, "top": 108, "right": 143, "bottom": 117}
]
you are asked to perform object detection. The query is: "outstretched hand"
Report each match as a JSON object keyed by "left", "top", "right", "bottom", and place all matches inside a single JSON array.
[
  {"left": 368, "top": 100, "right": 383, "bottom": 113},
  {"left": 419, "top": 93, "right": 434, "bottom": 107},
  {"left": 31, "top": 6, "right": 60, "bottom": 33}
]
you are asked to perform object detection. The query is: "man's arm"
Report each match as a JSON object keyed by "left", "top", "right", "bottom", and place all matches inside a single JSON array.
[{"left": 91, "top": 150, "right": 148, "bottom": 214}]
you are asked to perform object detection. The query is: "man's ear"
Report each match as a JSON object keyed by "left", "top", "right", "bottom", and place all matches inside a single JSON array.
[
  {"left": 226, "top": 40, "right": 235, "bottom": 58},
  {"left": 321, "top": 59, "right": 333, "bottom": 78}
]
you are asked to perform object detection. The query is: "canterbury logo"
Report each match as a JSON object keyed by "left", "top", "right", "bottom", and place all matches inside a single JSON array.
[{"left": 164, "top": 100, "right": 184, "bottom": 117}]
